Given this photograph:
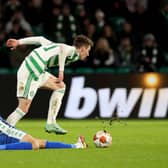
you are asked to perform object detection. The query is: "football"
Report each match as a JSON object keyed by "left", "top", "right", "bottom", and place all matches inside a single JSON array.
[{"left": 93, "top": 130, "right": 112, "bottom": 148}]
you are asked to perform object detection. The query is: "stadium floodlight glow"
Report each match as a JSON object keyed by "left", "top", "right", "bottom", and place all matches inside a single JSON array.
[{"left": 144, "top": 73, "right": 159, "bottom": 87}]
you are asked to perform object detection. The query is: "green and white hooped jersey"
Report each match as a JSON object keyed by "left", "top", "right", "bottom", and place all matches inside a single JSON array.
[{"left": 24, "top": 42, "right": 80, "bottom": 81}]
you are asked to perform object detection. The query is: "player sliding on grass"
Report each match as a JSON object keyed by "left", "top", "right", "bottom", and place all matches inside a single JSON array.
[
  {"left": 0, "top": 115, "right": 87, "bottom": 150},
  {"left": 6, "top": 35, "right": 93, "bottom": 134}
]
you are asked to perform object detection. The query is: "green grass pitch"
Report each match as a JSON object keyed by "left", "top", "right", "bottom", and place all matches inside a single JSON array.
[{"left": 0, "top": 119, "right": 168, "bottom": 168}]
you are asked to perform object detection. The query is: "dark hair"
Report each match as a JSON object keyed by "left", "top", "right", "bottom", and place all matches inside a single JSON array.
[{"left": 73, "top": 35, "right": 94, "bottom": 48}]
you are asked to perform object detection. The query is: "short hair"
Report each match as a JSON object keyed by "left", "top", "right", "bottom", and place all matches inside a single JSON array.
[{"left": 73, "top": 35, "right": 94, "bottom": 48}]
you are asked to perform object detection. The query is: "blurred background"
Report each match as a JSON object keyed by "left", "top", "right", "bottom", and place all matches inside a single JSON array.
[
  {"left": 1, "top": 0, "right": 168, "bottom": 72},
  {"left": 0, "top": 0, "right": 168, "bottom": 119}
]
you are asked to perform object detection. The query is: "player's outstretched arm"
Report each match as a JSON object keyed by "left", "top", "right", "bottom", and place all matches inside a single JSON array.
[
  {"left": 6, "top": 36, "right": 52, "bottom": 49},
  {"left": 18, "top": 36, "right": 52, "bottom": 46}
]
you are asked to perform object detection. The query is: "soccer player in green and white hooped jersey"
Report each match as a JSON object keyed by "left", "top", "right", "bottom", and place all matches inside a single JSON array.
[{"left": 6, "top": 35, "right": 93, "bottom": 134}]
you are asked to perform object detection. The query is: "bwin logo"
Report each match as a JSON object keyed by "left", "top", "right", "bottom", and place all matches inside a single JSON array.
[{"left": 64, "top": 77, "right": 168, "bottom": 119}]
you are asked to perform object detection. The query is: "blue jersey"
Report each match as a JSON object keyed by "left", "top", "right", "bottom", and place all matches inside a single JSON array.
[{"left": 0, "top": 116, "right": 26, "bottom": 144}]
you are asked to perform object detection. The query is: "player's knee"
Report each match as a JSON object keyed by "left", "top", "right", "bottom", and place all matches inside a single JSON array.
[
  {"left": 22, "top": 134, "right": 40, "bottom": 150},
  {"left": 18, "top": 106, "right": 29, "bottom": 113},
  {"left": 31, "top": 140, "right": 40, "bottom": 150},
  {"left": 18, "top": 99, "right": 31, "bottom": 112}
]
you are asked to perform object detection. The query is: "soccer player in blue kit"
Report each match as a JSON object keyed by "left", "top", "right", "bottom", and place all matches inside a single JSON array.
[{"left": 0, "top": 115, "right": 87, "bottom": 150}]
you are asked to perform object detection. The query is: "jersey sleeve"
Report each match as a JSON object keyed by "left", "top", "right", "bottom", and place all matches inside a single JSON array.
[
  {"left": 59, "top": 44, "right": 76, "bottom": 71},
  {"left": 19, "top": 36, "right": 52, "bottom": 46}
]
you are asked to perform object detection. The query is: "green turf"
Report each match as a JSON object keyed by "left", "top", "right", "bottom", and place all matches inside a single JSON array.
[{"left": 0, "top": 119, "right": 168, "bottom": 168}]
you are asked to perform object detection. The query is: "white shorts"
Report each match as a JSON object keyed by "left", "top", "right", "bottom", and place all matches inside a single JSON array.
[{"left": 17, "top": 60, "right": 51, "bottom": 100}]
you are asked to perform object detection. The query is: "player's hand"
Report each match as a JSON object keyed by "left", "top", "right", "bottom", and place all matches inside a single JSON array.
[{"left": 6, "top": 39, "right": 19, "bottom": 50}]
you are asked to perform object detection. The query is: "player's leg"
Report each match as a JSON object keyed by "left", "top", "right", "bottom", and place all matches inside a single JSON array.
[
  {"left": 40, "top": 72, "right": 67, "bottom": 134},
  {"left": 0, "top": 135, "right": 87, "bottom": 150},
  {"left": 6, "top": 98, "right": 32, "bottom": 126},
  {"left": 34, "top": 135, "right": 87, "bottom": 149},
  {"left": 0, "top": 134, "right": 40, "bottom": 150},
  {"left": 46, "top": 86, "right": 67, "bottom": 134},
  {"left": 0, "top": 130, "right": 87, "bottom": 150},
  {"left": 6, "top": 61, "right": 38, "bottom": 126},
  {"left": 6, "top": 62, "right": 32, "bottom": 126}
]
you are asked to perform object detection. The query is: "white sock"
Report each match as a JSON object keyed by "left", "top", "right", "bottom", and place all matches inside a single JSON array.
[
  {"left": 47, "top": 88, "right": 65, "bottom": 125},
  {"left": 6, "top": 107, "right": 26, "bottom": 126}
]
